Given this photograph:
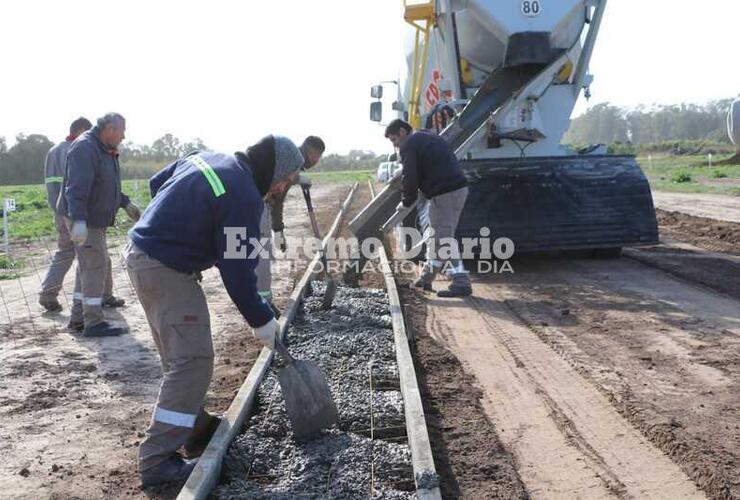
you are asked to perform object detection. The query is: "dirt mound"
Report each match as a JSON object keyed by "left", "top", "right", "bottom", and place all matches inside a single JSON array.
[{"left": 658, "top": 209, "right": 740, "bottom": 251}]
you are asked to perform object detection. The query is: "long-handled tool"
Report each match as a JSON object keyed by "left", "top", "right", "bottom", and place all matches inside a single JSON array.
[
  {"left": 274, "top": 336, "right": 339, "bottom": 439},
  {"left": 301, "top": 184, "right": 337, "bottom": 309}
]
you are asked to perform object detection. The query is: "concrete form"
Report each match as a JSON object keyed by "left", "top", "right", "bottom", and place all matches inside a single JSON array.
[{"left": 179, "top": 180, "right": 441, "bottom": 499}]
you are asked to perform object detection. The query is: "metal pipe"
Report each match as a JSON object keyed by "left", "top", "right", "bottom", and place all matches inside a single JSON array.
[{"left": 573, "top": 0, "right": 607, "bottom": 97}]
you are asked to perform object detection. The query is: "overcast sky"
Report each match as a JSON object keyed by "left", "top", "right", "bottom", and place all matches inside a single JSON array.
[{"left": 0, "top": 0, "right": 736, "bottom": 155}]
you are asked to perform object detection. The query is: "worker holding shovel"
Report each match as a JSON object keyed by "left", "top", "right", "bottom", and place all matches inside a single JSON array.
[{"left": 123, "top": 136, "right": 304, "bottom": 487}]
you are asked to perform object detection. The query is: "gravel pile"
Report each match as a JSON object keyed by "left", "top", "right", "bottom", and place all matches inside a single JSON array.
[{"left": 212, "top": 283, "right": 415, "bottom": 499}]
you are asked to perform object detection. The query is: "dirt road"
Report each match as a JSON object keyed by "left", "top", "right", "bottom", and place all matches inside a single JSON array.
[
  {"left": 393, "top": 191, "right": 740, "bottom": 499},
  {"left": 653, "top": 191, "right": 740, "bottom": 223},
  {"left": 408, "top": 213, "right": 740, "bottom": 498},
  {"left": 0, "top": 184, "right": 345, "bottom": 499}
]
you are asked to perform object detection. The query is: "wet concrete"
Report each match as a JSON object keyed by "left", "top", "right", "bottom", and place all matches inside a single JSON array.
[{"left": 213, "top": 283, "right": 414, "bottom": 499}]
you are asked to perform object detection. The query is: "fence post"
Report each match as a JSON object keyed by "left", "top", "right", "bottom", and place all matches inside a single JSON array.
[{"left": 3, "top": 198, "right": 16, "bottom": 256}]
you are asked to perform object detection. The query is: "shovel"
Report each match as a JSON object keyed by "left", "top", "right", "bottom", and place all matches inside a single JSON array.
[
  {"left": 274, "top": 336, "right": 339, "bottom": 439},
  {"left": 301, "top": 184, "right": 337, "bottom": 309}
]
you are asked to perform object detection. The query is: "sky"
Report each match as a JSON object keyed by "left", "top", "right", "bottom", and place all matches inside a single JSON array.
[{"left": 0, "top": 0, "right": 736, "bottom": 155}]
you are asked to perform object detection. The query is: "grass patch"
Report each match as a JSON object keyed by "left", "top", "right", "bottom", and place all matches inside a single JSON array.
[
  {"left": 0, "top": 180, "right": 152, "bottom": 241},
  {"left": 306, "top": 169, "right": 374, "bottom": 184},
  {"left": 0, "top": 254, "right": 15, "bottom": 269},
  {"left": 0, "top": 254, "right": 20, "bottom": 280},
  {"left": 638, "top": 154, "right": 740, "bottom": 195},
  {"left": 0, "top": 170, "right": 363, "bottom": 242},
  {"left": 671, "top": 171, "right": 692, "bottom": 183}
]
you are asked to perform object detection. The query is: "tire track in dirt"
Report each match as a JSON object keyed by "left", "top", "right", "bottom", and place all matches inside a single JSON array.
[
  {"left": 491, "top": 257, "right": 740, "bottom": 499},
  {"left": 425, "top": 283, "right": 704, "bottom": 499}
]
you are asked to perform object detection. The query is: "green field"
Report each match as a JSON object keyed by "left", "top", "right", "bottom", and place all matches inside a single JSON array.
[
  {"left": 0, "top": 180, "right": 151, "bottom": 241},
  {"left": 4, "top": 156, "right": 738, "bottom": 245},
  {"left": 637, "top": 153, "right": 740, "bottom": 195},
  {"left": 305, "top": 169, "right": 374, "bottom": 184},
  {"left": 0, "top": 170, "right": 373, "bottom": 243}
]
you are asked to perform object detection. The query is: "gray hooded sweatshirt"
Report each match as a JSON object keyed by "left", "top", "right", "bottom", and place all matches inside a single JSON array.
[{"left": 44, "top": 140, "right": 72, "bottom": 211}]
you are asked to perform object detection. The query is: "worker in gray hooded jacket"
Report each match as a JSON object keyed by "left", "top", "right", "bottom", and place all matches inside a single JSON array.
[
  {"left": 38, "top": 117, "right": 126, "bottom": 314},
  {"left": 57, "top": 112, "right": 141, "bottom": 337}
]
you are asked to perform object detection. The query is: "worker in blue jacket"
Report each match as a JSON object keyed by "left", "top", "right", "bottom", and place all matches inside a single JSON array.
[
  {"left": 123, "top": 135, "right": 304, "bottom": 487},
  {"left": 58, "top": 113, "right": 141, "bottom": 336}
]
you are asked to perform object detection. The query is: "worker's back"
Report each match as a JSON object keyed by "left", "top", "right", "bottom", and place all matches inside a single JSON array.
[
  {"left": 131, "top": 152, "right": 263, "bottom": 275},
  {"left": 400, "top": 130, "right": 466, "bottom": 201}
]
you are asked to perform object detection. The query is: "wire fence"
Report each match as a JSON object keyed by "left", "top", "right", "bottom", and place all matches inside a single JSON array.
[{"left": 0, "top": 224, "right": 136, "bottom": 333}]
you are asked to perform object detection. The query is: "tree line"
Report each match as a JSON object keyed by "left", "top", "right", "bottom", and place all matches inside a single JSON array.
[
  {"left": 0, "top": 133, "right": 212, "bottom": 185},
  {"left": 0, "top": 133, "right": 384, "bottom": 186},
  {"left": 564, "top": 99, "right": 735, "bottom": 154}
]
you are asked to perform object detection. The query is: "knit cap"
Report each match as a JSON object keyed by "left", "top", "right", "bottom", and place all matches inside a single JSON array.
[{"left": 272, "top": 136, "right": 304, "bottom": 185}]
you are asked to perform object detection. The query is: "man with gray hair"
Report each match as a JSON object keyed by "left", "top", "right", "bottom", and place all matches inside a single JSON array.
[
  {"left": 39, "top": 117, "right": 127, "bottom": 313},
  {"left": 58, "top": 112, "right": 142, "bottom": 337}
]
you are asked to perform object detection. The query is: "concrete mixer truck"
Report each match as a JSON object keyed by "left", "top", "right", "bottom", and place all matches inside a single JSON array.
[{"left": 358, "top": 0, "right": 659, "bottom": 257}]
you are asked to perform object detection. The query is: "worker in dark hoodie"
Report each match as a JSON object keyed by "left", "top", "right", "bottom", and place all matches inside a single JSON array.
[
  {"left": 385, "top": 118, "right": 471, "bottom": 297},
  {"left": 123, "top": 135, "right": 304, "bottom": 487}
]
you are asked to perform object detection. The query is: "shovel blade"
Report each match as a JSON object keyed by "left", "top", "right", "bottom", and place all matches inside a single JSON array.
[{"left": 278, "top": 359, "right": 339, "bottom": 439}]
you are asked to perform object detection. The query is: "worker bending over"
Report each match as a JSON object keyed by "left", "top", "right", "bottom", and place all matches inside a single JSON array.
[
  {"left": 124, "top": 136, "right": 304, "bottom": 486},
  {"left": 57, "top": 113, "right": 141, "bottom": 335},
  {"left": 257, "top": 135, "right": 325, "bottom": 311},
  {"left": 385, "top": 119, "right": 472, "bottom": 297}
]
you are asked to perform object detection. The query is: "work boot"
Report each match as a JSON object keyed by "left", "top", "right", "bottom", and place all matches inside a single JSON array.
[
  {"left": 413, "top": 276, "right": 433, "bottom": 292},
  {"left": 102, "top": 295, "right": 125, "bottom": 308},
  {"left": 413, "top": 264, "right": 435, "bottom": 292},
  {"left": 39, "top": 295, "right": 63, "bottom": 313},
  {"left": 183, "top": 413, "right": 222, "bottom": 459},
  {"left": 140, "top": 455, "right": 198, "bottom": 487},
  {"left": 67, "top": 318, "right": 84, "bottom": 332},
  {"left": 436, "top": 273, "right": 472, "bottom": 298},
  {"left": 82, "top": 321, "right": 127, "bottom": 337}
]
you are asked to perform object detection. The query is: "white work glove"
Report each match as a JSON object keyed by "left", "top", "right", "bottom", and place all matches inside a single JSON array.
[
  {"left": 70, "top": 220, "right": 88, "bottom": 245},
  {"left": 253, "top": 317, "right": 278, "bottom": 350},
  {"left": 124, "top": 201, "right": 142, "bottom": 221},
  {"left": 273, "top": 230, "right": 286, "bottom": 253},
  {"left": 298, "top": 173, "right": 312, "bottom": 187}
]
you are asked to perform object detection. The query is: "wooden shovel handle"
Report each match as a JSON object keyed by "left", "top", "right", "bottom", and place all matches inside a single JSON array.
[{"left": 301, "top": 185, "right": 330, "bottom": 276}]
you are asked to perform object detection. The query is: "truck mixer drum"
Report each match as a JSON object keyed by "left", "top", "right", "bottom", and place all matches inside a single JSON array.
[{"left": 362, "top": 0, "right": 659, "bottom": 254}]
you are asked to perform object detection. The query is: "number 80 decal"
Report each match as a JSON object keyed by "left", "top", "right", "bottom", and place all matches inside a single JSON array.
[{"left": 521, "top": 0, "right": 541, "bottom": 16}]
